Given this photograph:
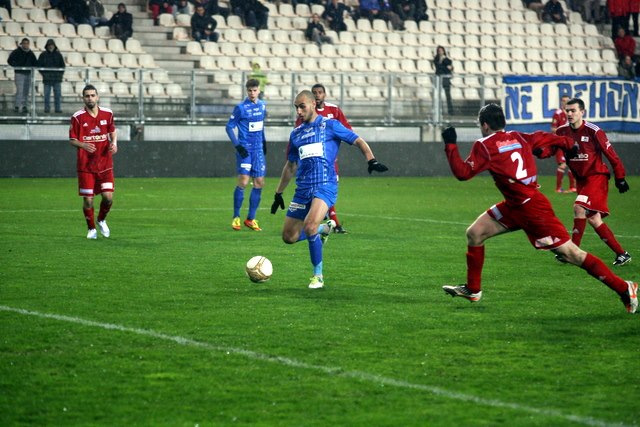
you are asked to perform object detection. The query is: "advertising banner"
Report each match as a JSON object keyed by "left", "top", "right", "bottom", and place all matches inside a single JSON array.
[{"left": 502, "top": 76, "right": 640, "bottom": 133}]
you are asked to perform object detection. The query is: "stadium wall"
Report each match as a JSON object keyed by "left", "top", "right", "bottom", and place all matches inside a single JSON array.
[{"left": 1, "top": 125, "right": 638, "bottom": 177}]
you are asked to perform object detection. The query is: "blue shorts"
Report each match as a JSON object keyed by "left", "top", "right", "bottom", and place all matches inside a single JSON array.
[
  {"left": 285, "top": 183, "right": 338, "bottom": 220},
  {"left": 236, "top": 149, "right": 266, "bottom": 177}
]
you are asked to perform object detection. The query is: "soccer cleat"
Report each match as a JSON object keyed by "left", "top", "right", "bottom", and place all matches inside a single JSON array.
[
  {"left": 244, "top": 218, "right": 262, "bottom": 231},
  {"left": 308, "top": 276, "right": 324, "bottom": 289},
  {"left": 555, "top": 188, "right": 564, "bottom": 193},
  {"left": 555, "top": 254, "right": 568, "bottom": 264},
  {"left": 320, "top": 219, "right": 336, "bottom": 244},
  {"left": 568, "top": 187, "right": 577, "bottom": 193},
  {"left": 97, "top": 220, "right": 110, "bottom": 238},
  {"left": 231, "top": 216, "right": 241, "bottom": 231},
  {"left": 334, "top": 225, "right": 348, "bottom": 234},
  {"left": 442, "top": 284, "right": 482, "bottom": 302},
  {"left": 86, "top": 229, "right": 97, "bottom": 239},
  {"left": 613, "top": 251, "right": 631, "bottom": 266},
  {"left": 621, "top": 281, "right": 638, "bottom": 314}
]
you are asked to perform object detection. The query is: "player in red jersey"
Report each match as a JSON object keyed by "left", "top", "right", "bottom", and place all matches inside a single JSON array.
[
  {"left": 69, "top": 84, "right": 117, "bottom": 239},
  {"left": 293, "top": 83, "right": 351, "bottom": 233},
  {"left": 555, "top": 98, "right": 632, "bottom": 266},
  {"left": 550, "top": 95, "right": 576, "bottom": 193},
  {"left": 441, "top": 103, "right": 637, "bottom": 314}
]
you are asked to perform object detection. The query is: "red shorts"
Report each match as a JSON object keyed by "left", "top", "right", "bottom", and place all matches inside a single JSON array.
[
  {"left": 574, "top": 174, "right": 609, "bottom": 218},
  {"left": 554, "top": 150, "right": 566, "bottom": 164},
  {"left": 487, "top": 194, "right": 570, "bottom": 250},
  {"left": 78, "top": 170, "right": 115, "bottom": 197}
]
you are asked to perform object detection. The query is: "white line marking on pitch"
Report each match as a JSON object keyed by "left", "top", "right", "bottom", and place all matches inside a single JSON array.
[{"left": 0, "top": 305, "right": 632, "bottom": 427}]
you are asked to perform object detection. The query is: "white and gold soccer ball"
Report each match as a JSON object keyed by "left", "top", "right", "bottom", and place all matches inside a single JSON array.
[{"left": 245, "top": 256, "right": 273, "bottom": 283}]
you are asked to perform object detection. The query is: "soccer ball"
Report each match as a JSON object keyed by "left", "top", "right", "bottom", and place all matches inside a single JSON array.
[{"left": 245, "top": 256, "right": 273, "bottom": 283}]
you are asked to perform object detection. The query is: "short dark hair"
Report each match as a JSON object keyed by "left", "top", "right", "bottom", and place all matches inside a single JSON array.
[
  {"left": 82, "top": 84, "right": 97, "bottom": 96},
  {"left": 478, "top": 103, "right": 506, "bottom": 131},
  {"left": 567, "top": 98, "right": 585, "bottom": 110},
  {"left": 311, "top": 83, "right": 326, "bottom": 93},
  {"left": 246, "top": 79, "right": 260, "bottom": 89}
]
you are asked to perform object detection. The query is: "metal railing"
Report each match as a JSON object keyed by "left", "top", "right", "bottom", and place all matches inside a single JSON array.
[{"left": 0, "top": 66, "right": 496, "bottom": 126}]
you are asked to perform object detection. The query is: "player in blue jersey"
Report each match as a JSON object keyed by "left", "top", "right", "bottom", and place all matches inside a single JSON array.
[
  {"left": 226, "top": 79, "right": 267, "bottom": 231},
  {"left": 270, "top": 90, "right": 388, "bottom": 289}
]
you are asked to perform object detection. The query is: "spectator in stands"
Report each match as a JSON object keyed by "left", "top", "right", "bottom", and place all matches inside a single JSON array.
[
  {"left": 433, "top": 45, "right": 454, "bottom": 115},
  {"left": 630, "top": 0, "right": 639, "bottom": 36},
  {"left": 359, "top": 0, "right": 405, "bottom": 30},
  {"left": 618, "top": 55, "right": 637, "bottom": 80},
  {"left": 322, "top": 0, "right": 351, "bottom": 33},
  {"left": 542, "top": 0, "right": 567, "bottom": 23},
  {"left": 249, "top": 62, "right": 268, "bottom": 100},
  {"left": 87, "top": 0, "right": 108, "bottom": 28},
  {"left": 523, "top": 0, "right": 544, "bottom": 20},
  {"left": 230, "top": 0, "right": 269, "bottom": 30},
  {"left": 572, "top": 0, "right": 601, "bottom": 23},
  {"left": 305, "top": 13, "right": 333, "bottom": 46},
  {"left": 614, "top": 27, "right": 636, "bottom": 61},
  {"left": 104, "top": 3, "right": 133, "bottom": 45},
  {"left": 64, "top": 0, "right": 91, "bottom": 27},
  {"left": 203, "top": 0, "right": 230, "bottom": 18},
  {"left": 608, "top": 0, "right": 629, "bottom": 38},
  {"left": 37, "top": 39, "right": 65, "bottom": 114},
  {"left": 8, "top": 38, "right": 37, "bottom": 114},
  {"left": 149, "top": 0, "right": 174, "bottom": 26},
  {"left": 415, "top": 0, "right": 428, "bottom": 22},
  {"left": 0, "top": 0, "right": 12, "bottom": 19},
  {"left": 174, "top": 0, "right": 190, "bottom": 15},
  {"left": 191, "top": 5, "right": 219, "bottom": 42}
]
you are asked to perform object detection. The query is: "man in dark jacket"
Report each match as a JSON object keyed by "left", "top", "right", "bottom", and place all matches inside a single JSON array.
[
  {"left": 37, "top": 39, "right": 65, "bottom": 114},
  {"left": 322, "top": 0, "right": 351, "bottom": 32},
  {"left": 230, "top": 0, "right": 268, "bottom": 30},
  {"left": 7, "top": 38, "right": 37, "bottom": 114},
  {"left": 305, "top": 13, "right": 333, "bottom": 46},
  {"left": 64, "top": 0, "right": 90, "bottom": 26},
  {"left": 191, "top": 5, "right": 219, "bottom": 42},
  {"left": 104, "top": 3, "right": 133, "bottom": 44}
]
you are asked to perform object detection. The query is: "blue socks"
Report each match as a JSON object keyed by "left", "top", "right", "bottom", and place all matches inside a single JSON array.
[
  {"left": 308, "top": 234, "right": 323, "bottom": 276},
  {"left": 248, "top": 188, "right": 262, "bottom": 220},
  {"left": 233, "top": 186, "right": 244, "bottom": 218}
]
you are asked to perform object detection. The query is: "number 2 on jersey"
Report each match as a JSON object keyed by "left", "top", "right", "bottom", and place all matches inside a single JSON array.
[{"left": 511, "top": 151, "right": 527, "bottom": 179}]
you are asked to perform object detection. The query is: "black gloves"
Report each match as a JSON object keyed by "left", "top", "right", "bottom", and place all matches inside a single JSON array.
[
  {"left": 615, "top": 178, "right": 630, "bottom": 193},
  {"left": 271, "top": 192, "right": 285, "bottom": 214},
  {"left": 532, "top": 148, "right": 543, "bottom": 157},
  {"left": 367, "top": 158, "right": 388, "bottom": 174},
  {"left": 565, "top": 144, "right": 579, "bottom": 160},
  {"left": 263, "top": 139, "right": 267, "bottom": 155},
  {"left": 442, "top": 126, "right": 457, "bottom": 144},
  {"left": 235, "top": 145, "right": 249, "bottom": 158}
]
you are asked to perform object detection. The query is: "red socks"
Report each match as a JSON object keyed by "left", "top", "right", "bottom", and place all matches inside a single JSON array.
[
  {"left": 466, "top": 245, "right": 485, "bottom": 293},
  {"left": 594, "top": 223, "right": 624, "bottom": 255},
  {"left": 97, "top": 200, "right": 112, "bottom": 222},
  {"left": 328, "top": 206, "right": 340, "bottom": 226},
  {"left": 580, "top": 253, "right": 627, "bottom": 294},
  {"left": 83, "top": 207, "right": 95, "bottom": 229},
  {"left": 571, "top": 218, "right": 587, "bottom": 246}
]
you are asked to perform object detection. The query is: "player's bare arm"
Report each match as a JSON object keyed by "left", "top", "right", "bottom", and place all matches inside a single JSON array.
[
  {"left": 70, "top": 138, "right": 96, "bottom": 153},
  {"left": 109, "top": 131, "right": 118, "bottom": 154}
]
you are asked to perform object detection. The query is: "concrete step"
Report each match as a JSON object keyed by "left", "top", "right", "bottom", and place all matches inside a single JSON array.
[
  {"left": 155, "top": 59, "right": 197, "bottom": 71},
  {"left": 144, "top": 46, "right": 182, "bottom": 56}
]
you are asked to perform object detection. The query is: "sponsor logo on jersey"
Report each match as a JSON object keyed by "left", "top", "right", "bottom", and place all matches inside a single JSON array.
[
  {"left": 299, "top": 142, "right": 323, "bottom": 159},
  {"left": 82, "top": 135, "right": 107, "bottom": 141},
  {"left": 249, "top": 121, "right": 264, "bottom": 132},
  {"left": 90, "top": 126, "right": 101, "bottom": 134},
  {"left": 497, "top": 139, "right": 522, "bottom": 153},
  {"left": 581, "top": 136, "right": 589, "bottom": 142}
]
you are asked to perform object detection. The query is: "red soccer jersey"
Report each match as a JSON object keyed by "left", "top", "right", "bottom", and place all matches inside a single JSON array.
[
  {"left": 551, "top": 108, "right": 567, "bottom": 131},
  {"left": 555, "top": 121, "right": 626, "bottom": 180},
  {"left": 69, "top": 107, "right": 116, "bottom": 173},
  {"left": 445, "top": 131, "right": 572, "bottom": 206}
]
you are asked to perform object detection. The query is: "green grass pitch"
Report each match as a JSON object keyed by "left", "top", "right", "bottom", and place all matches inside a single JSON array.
[{"left": 0, "top": 176, "right": 638, "bottom": 427}]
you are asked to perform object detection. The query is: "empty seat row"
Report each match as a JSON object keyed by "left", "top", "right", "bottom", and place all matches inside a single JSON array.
[
  {"left": 65, "top": 52, "right": 157, "bottom": 68},
  {"left": 1, "top": 22, "right": 111, "bottom": 39}
]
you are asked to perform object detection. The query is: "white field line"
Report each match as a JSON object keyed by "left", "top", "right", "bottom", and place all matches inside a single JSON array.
[
  {"left": 0, "top": 208, "right": 639, "bottom": 239},
  {"left": 0, "top": 305, "right": 633, "bottom": 427}
]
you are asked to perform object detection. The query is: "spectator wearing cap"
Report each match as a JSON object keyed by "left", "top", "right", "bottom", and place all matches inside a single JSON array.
[{"left": 37, "top": 39, "right": 65, "bottom": 114}]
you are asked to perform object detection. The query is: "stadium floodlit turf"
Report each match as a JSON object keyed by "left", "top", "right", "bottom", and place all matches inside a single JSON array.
[{"left": 0, "top": 176, "right": 638, "bottom": 427}]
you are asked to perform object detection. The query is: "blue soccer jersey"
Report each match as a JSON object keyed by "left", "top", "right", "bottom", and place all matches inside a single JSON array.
[
  {"left": 225, "top": 98, "right": 267, "bottom": 151},
  {"left": 288, "top": 116, "right": 358, "bottom": 191}
]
